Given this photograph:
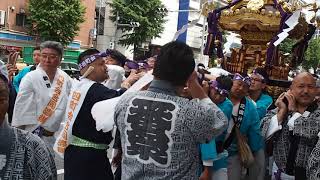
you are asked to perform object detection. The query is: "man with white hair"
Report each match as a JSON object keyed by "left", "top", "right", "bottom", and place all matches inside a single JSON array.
[{"left": 12, "top": 41, "right": 73, "bottom": 149}]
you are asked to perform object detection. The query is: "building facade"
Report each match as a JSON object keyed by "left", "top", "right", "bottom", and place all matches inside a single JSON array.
[
  {"left": 0, "top": 0, "right": 95, "bottom": 52},
  {"left": 95, "top": 0, "right": 237, "bottom": 65},
  {"left": 96, "top": 0, "right": 209, "bottom": 62},
  {"left": 95, "top": 0, "right": 135, "bottom": 59},
  {"left": 152, "top": 0, "right": 205, "bottom": 61}
]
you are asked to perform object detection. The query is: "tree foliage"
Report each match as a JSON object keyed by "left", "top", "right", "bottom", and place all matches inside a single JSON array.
[
  {"left": 27, "top": 0, "right": 85, "bottom": 46},
  {"left": 278, "top": 38, "right": 320, "bottom": 70},
  {"left": 109, "top": 0, "right": 167, "bottom": 50},
  {"left": 279, "top": 38, "right": 296, "bottom": 55},
  {"left": 303, "top": 38, "right": 320, "bottom": 71}
]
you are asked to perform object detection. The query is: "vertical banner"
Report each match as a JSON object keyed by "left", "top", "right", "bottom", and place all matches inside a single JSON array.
[{"left": 177, "top": 0, "right": 190, "bottom": 42}]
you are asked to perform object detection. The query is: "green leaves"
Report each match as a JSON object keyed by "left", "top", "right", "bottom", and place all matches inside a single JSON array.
[
  {"left": 279, "top": 37, "right": 320, "bottom": 70},
  {"left": 279, "top": 38, "right": 296, "bottom": 55},
  {"left": 27, "top": 0, "right": 85, "bottom": 46},
  {"left": 109, "top": 0, "right": 167, "bottom": 48},
  {"left": 304, "top": 38, "right": 320, "bottom": 70}
]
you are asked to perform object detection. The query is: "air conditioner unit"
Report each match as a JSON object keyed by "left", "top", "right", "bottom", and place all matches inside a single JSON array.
[{"left": 0, "top": 10, "right": 5, "bottom": 26}]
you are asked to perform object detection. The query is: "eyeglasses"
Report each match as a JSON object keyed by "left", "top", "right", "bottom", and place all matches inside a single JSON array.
[{"left": 41, "top": 54, "right": 59, "bottom": 60}]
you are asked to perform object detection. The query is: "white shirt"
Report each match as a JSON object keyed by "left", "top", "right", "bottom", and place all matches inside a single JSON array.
[{"left": 12, "top": 67, "right": 72, "bottom": 132}]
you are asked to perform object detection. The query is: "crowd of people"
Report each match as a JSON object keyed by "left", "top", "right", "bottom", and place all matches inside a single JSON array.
[{"left": 0, "top": 40, "right": 319, "bottom": 180}]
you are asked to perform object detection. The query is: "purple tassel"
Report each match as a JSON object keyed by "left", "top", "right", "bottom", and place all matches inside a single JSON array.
[
  {"left": 204, "top": 0, "right": 242, "bottom": 58},
  {"left": 265, "top": 0, "right": 292, "bottom": 65}
]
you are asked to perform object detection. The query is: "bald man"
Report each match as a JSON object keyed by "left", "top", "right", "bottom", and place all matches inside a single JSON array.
[{"left": 261, "top": 72, "right": 320, "bottom": 180}]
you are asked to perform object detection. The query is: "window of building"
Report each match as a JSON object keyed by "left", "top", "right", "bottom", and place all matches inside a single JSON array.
[
  {"left": 95, "top": 7, "right": 105, "bottom": 35},
  {"left": 16, "top": 13, "right": 27, "bottom": 27}
]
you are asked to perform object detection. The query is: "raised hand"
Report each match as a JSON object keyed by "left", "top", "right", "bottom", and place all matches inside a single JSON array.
[
  {"left": 5, "top": 63, "right": 18, "bottom": 81},
  {"left": 121, "top": 70, "right": 140, "bottom": 89},
  {"left": 187, "top": 71, "right": 208, "bottom": 100},
  {"left": 284, "top": 90, "right": 297, "bottom": 112},
  {"left": 8, "top": 52, "right": 19, "bottom": 65},
  {"left": 275, "top": 92, "right": 289, "bottom": 124}
]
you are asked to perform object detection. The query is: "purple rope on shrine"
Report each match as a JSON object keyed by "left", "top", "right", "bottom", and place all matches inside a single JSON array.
[
  {"left": 291, "top": 24, "right": 316, "bottom": 67},
  {"left": 265, "top": 0, "right": 292, "bottom": 65},
  {"left": 204, "top": 0, "right": 243, "bottom": 58}
]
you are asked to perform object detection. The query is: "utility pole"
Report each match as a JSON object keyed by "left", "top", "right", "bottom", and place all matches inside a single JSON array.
[{"left": 168, "top": 8, "right": 207, "bottom": 63}]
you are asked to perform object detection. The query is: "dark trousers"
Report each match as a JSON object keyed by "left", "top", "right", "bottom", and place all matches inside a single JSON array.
[
  {"left": 114, "top": 164, "right": 121, "bottom": 180},
  {"left": 64, "top": 145, "right": 114, "bottom": 180}
]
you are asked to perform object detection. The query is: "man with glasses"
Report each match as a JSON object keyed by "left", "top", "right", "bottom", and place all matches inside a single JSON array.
[
  {"left": 249, "top": 68, "right": 273, "bottom": 180},
  {"left": 249, "top": 68, "right": 273, "bottom": 120},
  {"left": 12, "top": 41, "right": 73, "bottom": 151},
  {"left": 226, "top": 73, "right": 264, "bottom": 180}
]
